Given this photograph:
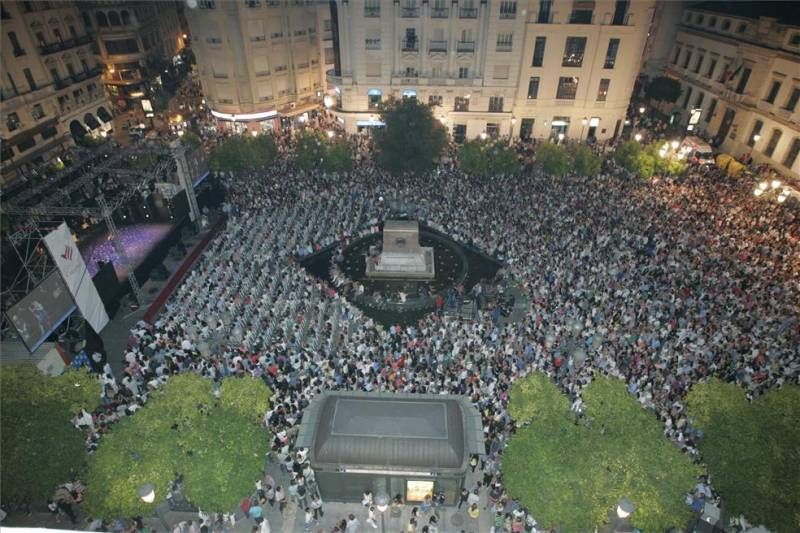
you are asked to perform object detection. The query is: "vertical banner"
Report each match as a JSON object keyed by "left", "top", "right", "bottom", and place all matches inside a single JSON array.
[{"left": 44, "top": 223, "right": 110, "bottom": 333}]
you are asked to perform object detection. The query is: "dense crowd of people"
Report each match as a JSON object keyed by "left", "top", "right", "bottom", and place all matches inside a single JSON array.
[{"left": 64, "top": 122, "right": 799, "bottom": 532}]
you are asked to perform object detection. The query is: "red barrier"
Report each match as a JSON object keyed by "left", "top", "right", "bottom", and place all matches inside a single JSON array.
[{"left": 142, "top": 216, "right": 226, "bottom": 323}]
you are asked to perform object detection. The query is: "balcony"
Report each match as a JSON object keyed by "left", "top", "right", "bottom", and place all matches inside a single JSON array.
[
  {"left": 429, "top": 40, "right": 447, "bottom": 54},
  {"left": 457, "top": 41, "right": 475, "bottom": 54},
  {"left": 497, "top": 42, "right": 512, "bottom": 52},
  {"left": 364, "top": 6, "right": 380, "bottom": 17},
  {"left": 430, "top": 7, "right": 448, "bottom": 18},
  {"left": 53, "top": 78, "right": 72, "bottom": 90},
  {"left": 401, "top": 7, "right": 419, "bottom": 17},
  {"left": 459, "top": 7, "right": 478, "bottom": 18},
  {"left": 402, "top": 39, "right": 419, "bottom": 52},
  {"left": 39, "top": 35, "right": 93, "bottom": 56}
]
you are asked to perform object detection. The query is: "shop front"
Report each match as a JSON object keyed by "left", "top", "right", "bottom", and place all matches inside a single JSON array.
[{"left": 296, "top": 391, "right": 484, "bottom": 505}]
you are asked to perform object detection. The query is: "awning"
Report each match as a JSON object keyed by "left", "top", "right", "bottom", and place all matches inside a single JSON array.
[
  {"left": 84, "top": 114, "right": 101, "bottom": 130},
  {"left": 97, "top": 107, "right": 113, "bottom": 123},
  {"left": 280, "top": 102, "right": 319, "bottom": 118}
]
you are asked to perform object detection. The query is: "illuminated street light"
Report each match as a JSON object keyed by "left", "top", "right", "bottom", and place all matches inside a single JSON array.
[
  {"left": 754, "top": 188, "right": 764, "bottom": 196},
  {"left": 511, "top": 117, "right": 517, "bottom": 125},
  {"left": 777, "top": 194, "right": 787, "bottom": 203},
  {"left": 323, "top": 95, "right": 335, "bottom": 108},
  {"left": 138, "top": 484, "right": 156, "bottom": 503},
  {"left": 771, "top": 180, "right": 782, "bottom": 189},
  {"left": 480, "top": 132, "right": 488, "bottom": 140},
  {"left": 327, "top": 130, "right": 335, "bottom": 138},
  {"left": 581, "top": 117, "right": 588, "bottom": 126},
  {"left": 638, "top": 106, "right": 646, "bottom": 114},
  {"left": 753, "top": 134, "right": 761, "bottom": 143},
  {"left": 670, "top": 140, "right": 679, "bottom": 150},
  {"left": 634, "top": 133, "right": 642, "bottom": 142},
  {"left": 759, "top": 181, "right": 769, "bottom": 191}
]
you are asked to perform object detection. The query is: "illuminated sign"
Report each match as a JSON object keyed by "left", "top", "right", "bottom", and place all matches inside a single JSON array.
[
  {"left": 406, "top": 480, "right": 434, "bottom": 502},
  {"left": 211, "top": 109, "right": 278, "bottom": 121}
]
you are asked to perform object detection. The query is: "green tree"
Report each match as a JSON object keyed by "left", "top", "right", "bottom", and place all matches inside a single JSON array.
[
  {"left": 504, "top": 374, "right": 700, "bottom": 532},
  {"left": 644, "top": 76, "right": 682, "bottom": 103},
  {"left": 614, "top": 140, "right": 642, "bottom": 173},
  {"left": 645, "top": 143, "right": 687, "bottom": 177},
  {"left": 84, "top": 374, "right": 270, "bottom": 517},
  {"left": 536, "top": 143, "right": 570, "bottom": 177},
  {"left": 324, "top": 139, "right": 354, "bottom": 173},
  {"left": 457, "top": 140, "right": 489, "bottom": 175},
  {"left": 294, "top": 131, "right": 327, "bottom": 171},
  {"left": 1, "top": 366, "right": 101, "bottom": 505},
  {"left": 570, "top": 144, "right": 602, "bottom": 176},
  {"left": 209, "top": 134, "right": 277, "bottom": 174},
  {"left": 181, "top": 130, "right": 202, "bottom": 149},
  {"left": 375, "top": 97, "right": 447, "bottom": 174},
  {"left": 686, "top": 380, "right": 800, "bottom": 532}
]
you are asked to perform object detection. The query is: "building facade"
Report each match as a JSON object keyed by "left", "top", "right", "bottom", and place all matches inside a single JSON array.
[
  {"left": 185, "top": 0, "right": 325, "bottom": 133},
  {"left": 1, "top": 1, "right": 112, "bottom": 185},
  {"left": 326, "top": 0, "right": 653, "bottom": 140},
  {"left": 84, "top": 1, "right": 185, "bottom": 113},
  {"left": 663, "top": 5, "right": 800, "bottom": 179}
]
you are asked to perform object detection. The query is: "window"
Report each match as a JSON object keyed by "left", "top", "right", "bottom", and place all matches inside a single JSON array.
[
  {"left": 6, "top": 112, "right": 21, "bottom": 131},
  {"left": 596, "top": 78, "right": 610, "bottom": 101},
  {"left": 694, "top": 92, "right": 704, "bottom": 108},
  {"left": 458, "top": 67, "right": 469, "bottom": 79},
  {"left": 562, "top": 37, "right": 587, "bottom": 67},
  {"left": 198, "top": 0, "right": 216, "bottom": 8},
  {"left": 104, "top": 39, "right": 139, "bottom": 54},
  {"left": 537, "top": 0, "right": 552, "bottom": 23},
  {"left": 486, "top": 123, "right": 500, "bottom": 137},
  {"left": 737, "top": 22, "right": 747, "bottom": 33},
  {"left": 31, "top": 103, "right": 45, "bottom": 120},
  {"left": 454, "top": 96, "right": 469, "bottom": 112},
  {"left": 404, "top": 67, "right": 418, "bottom": 78},
  {"left": 612, "top": 0, "right": 628, "bottom": 25},
  {"left": 402, "top": 89, "right": 417, "bottom": 100},
  {"left": 364, "top": 0, "right": 380, "bottom": 17},
  {"left": 428, "top": 94, "right": 442, "bottom": 106},
  {"left": 695, "top": 14, "right": 704, "bottom": 25},
  {"left": 672, "top": 46, "right": 682, "bottom": 65},
  {"left": 17, "top": 137, "right": 35, "bottom": 152},
  {"left": 6, "top": 73, "right": 18, "bottom": 95},
  {"left": 431, "top": 66, "right": 443, "bottom": 78},
  {"left": 367, "top": 89, "right": 382, "bottom": 110},
  {"left": 519, "top": 118, "right": 534, "bottom": 140},
  {"left": 8, "top": 31, "right": 24, "bottom": 55},
  {"left": 556, "top": 77, "right": 578, "bottom": 100},
  {"left": 430, "top": 0, "right": 447, "bottom": 18},
  {"left": 735, "top": 67, "right": 751, "bottom": 95},
  {"left": 453, "top": 124, "right": 466, "bottom": 143},
  {"left": 708, "top": 16, "right": 716, "bottom": 27},
  {"left": 682, "top": 86, "right": 693, "bottom": 109},
  {"left": 718, "top": 59, "right": 731, "bottom": 82},
  {"left": 1, "top": 145, "right": 13, "bottom": 162},
  {"left": 23, "top": 68, "right": 36, "bottom": 91},
  {"left": 705, "top": 58, "right": 717, "bottom": 78},
  {"left": 496, "top": 33, "right": 513, "bottom": 52},
  {"left": 499, "top": 1, "right": 517, "bottom": 18},
  {"left": 604, "top": 38, "right": 619, "bottom": 69},
  {"left": 35, "top": 31, "right": 46, "bottom": 46},
  {"left": 488, "top": 96, "right": 504, "bottom": 112},
  {"left": 527, "top": 77, "right": 540, "bottom": 99},
  {"left": 764, "top": 129, "right": 782, "bottom": 157},
  {"left": 53, "top": 29, "right": 62, "bottom": 42},
  {"left": 704, "top": 98, "right": 716, "bottom": 123},
  {"left": 721, "top": 19, "right": 730, "bottom": 30},
  {"left": 790, "top": 33, "right": 800, "bottom": 46},
  {"left": 747, "top": 120, "right": 763, "bottom": 147},
  {"left": 784, "top": 87, "right": 800, "bottom": 112},
  {"left": 693, "top": 54, "right": 704, "bottom": 73},
  {"left": 493, "top": 65, "right": 509, "bottom": 79},
  {"left": 365, "top": 37, "right": 380, "bottom": 49},
  {"left": 403, "top": 28, "right": 417, "bottom": 51},
  {"left": 569, "top": 0, "right": 593, "bottom": 24},
  {"left": 682, "top": 50, "right": 692, "bottom": 69},
  {"left": 532, "top": 37, "right": 546, "bottom": 67},
  {"left": 765, "top": 80, "right": 782, "bottom": 104},
  {"left": 245, "top": 0, "right": 260, "bottom": 7},
  {"left": 783, "top": 137, "right": 800, "bottom": 168}
]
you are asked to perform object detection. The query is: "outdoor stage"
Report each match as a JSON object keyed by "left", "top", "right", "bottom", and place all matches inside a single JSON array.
[{"left": 79, "top": 223, "right": 175, "bottom": 279}]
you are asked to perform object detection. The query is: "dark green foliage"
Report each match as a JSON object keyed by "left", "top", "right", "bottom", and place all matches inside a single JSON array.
[
  {"left": 375, "top": 97, "right": 447, "bottom": 174},
  {"left": 457, "top": 139, "right": 520, "bottom": 176},
  {"left": 208, "top": 134, "right": 277, "bottom": 174},
  {"left": 645, "top": 76, "right": 682, "bottom": 103},
  {"left": 570, "top": 144, "right": 602, "bottom": 176},
  {"left": 536, "top": 143, "right": 570, "bottom": 177}
]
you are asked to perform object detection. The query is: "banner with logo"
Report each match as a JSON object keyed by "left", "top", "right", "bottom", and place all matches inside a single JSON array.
[{"left": 43, "top": 223, "right": 109, "bottom": 333}]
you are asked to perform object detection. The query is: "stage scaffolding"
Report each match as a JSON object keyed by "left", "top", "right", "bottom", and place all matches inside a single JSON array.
[{"left": 1, "top": 144, "right": 186, "bottom": 339}]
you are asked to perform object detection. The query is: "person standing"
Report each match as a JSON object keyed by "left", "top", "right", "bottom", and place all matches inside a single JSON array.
[
  {"left": 366, "top": 506, "right": 378, "bottom": 529},
  {"left": 457, "top": 488, "right": 469, "bottom": 510},
  {"left": 345, "top": 513, "right": 360, "bottom": 533},
  {"left": 275, "top": 486, "right": 287, "bottom": 514},
  {"left": 309, "top": 493, "right": 324, "bottom": 520}
]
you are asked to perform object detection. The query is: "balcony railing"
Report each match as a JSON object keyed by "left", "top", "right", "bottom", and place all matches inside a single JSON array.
[
  {"left": 457, "top": 41, "right": 475, "bottom": 53},
  {"left": 401, "top": 7, "right": 419, "bottom": 17},
  {"left": 429, "top": 40, "right": 447, "bottom": 53},
  {"left": 497, "top": 42, "right": 512, "bottom": 52},
  {"left": 459, "top": 7, "right": 478, "bottom": 18},
  {"left": 39, "top": 34, "right": 93, "bottom": 56},
  {"left": 402, "top": 39, "right": 419, "bottom": 52},
  {"left": 364, "top": 6, "right": 380, "bottom": 17},
  {"left": 430, "top": 7, "right": 448, "bottom": 18}
]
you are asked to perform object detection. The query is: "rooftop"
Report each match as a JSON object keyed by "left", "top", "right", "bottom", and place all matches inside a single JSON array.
[{"left": 689, "top": 1, "right": 800, "bottom": 27}]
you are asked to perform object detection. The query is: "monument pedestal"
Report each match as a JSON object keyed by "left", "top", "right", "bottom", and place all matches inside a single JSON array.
[{"left": 366, "top": 220, "right": 435, "bottom": 280}]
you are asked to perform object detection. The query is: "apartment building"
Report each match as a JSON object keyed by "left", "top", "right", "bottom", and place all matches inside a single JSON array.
[
  {"left": 1, "top": 0, "right": 111, "bottom": 185},
  {"left": 185, "top": 0, "right": 324, "bottom": 133},
  {"left": 326, "top": 0, "right": 653, "bottom": 141},
  {"left": 84, "top": 1, "right": 185, "bottom": 112},
  {"left": 663, "top": 4, "right": 800, "bottom": 179}
]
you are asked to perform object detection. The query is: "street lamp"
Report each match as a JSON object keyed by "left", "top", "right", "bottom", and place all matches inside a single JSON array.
[
  {"left": 138, "top": 483, "right": 156, "bottom": 503},
  {"left": 638, "top": 106, "right": 646, "bottom": 114},
  {"left": 771, "top": 179, "right": 782, "bottom": 189},
  {"left": 753, "top": 134, "right": 761, "bottom": 143},
  {"left": 557, "top": 132, "right": 565, "bottom": 143},
  {"left": 634, "top": 133, "right": 642, "bottom": 142},
  {"left": 480, "top": 132, "right": 488, "bottom": 140},
  {"left": 327, "top": 130, "right": 335, "bottom": 138},
  {"left": 670, "top": 140, "right": 679, "bottom": 150}
]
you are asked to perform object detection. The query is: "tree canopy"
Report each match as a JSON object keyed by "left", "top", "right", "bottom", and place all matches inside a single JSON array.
[
  {"left": 375, "top": 97, "right": 447, "bottom": 174},
  {"left": 645, "top": 76, "right": 682, "bottom": 103},
  {"left": 615, "top": 141, "right": 686, "bottom": 178},
  {"left": 83, "top": 374, "right": 270, "bottom": 517},
  {"left": 570, "top": 144, "right": 602, "bottom": 177},
  {"left": 209, "top": 134, "right": 277, "bottom": 174},
  {"left": 293, "top": 131, "right": 353, "bottom": 173},
  {"left": 536, "top": 143, "right": 570, "bottom": 177},
  {"left": 457, "top": 139, "right": 520, "bottom": 176},
  {"left": 504, "top": 374, "right": 700, "bottom": 532},
  {"left": 1, "top": 366, "right": 101, "bottom": 505},
  {"left": 685, "top": 380, "right": 800, "bottom": 532}
]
